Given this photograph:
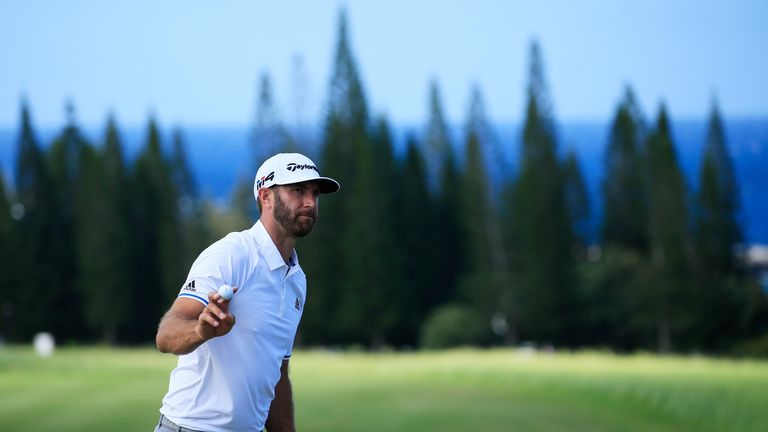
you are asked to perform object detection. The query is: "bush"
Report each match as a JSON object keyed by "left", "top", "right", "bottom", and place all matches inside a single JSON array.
[
  {"left": 731, "top": 333, "right": 768, "bottom": 358},
  {"left": 420, "top": 304, "right": 486, "bottom": 349}
]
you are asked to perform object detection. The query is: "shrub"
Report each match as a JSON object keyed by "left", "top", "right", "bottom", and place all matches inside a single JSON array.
[
  {"left": 420, "top": 304, "right": 486, "bottom": 349},
  {"left": 731, "top": 333, "right": 768, "bottom": 358}
]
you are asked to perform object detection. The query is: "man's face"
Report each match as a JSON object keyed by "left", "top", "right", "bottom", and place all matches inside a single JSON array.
[{"left": 272, "top": 182, "right": 320, "bottom": 238}]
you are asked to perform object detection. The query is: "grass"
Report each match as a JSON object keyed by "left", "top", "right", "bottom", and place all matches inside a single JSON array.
[{"left": 0, "top": 346, "right": 767, "bottom": 431}]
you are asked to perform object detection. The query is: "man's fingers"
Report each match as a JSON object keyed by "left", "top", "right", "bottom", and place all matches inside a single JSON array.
[
  {"left": 207, "top": 291, "right": 222, "bottom": 304},
  {"left": 208, "top": 302, "right": 227, "bottom": 318},
  {"left": 216, "top": 287, "right": 239, "bottom": 304},
  {"left": 199, "top": 310, "right": 220, "bottom": 327},
  {"left": 219, "top": 286, "right": 238, "bottom": 303},
  {"left": 224, "top": 313, "right": 236, "bottom": 326},
  {"left": 202, "top": 293, "right": 229, "bottom": 317},
  {"left": 198, "top": 288, "right": 238, "bottom": 334},
  {"left": 208, "top": 288, "right": 238, "bottom": 306}
]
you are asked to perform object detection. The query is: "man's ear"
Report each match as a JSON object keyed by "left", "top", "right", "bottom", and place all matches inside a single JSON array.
[{"left": 258, "top": 187, "right": 274, "bottom": 209}]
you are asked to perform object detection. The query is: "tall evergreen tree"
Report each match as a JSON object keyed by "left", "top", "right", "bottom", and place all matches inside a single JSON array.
[
  {"left": 589, "top": 87, "right": 652, "bottom": 350},
  {"left": 391, "top": 134, "right": 434, "bottom": 345},
  {"left": 559, "top": 126, "right": 585, "bottom": 337},
  {"left": 99, "top": 116, "right": 135, "bottom": 342},
  {"left": 234, "top": 71, "right": 297, "bottom": 224},
  {"left": 424, "top": 80, "right": 452, "bottom": 194},
  {"left": 47, "top": 102, "right": 91, "bottom": 341},
  {"left": 460, "top": 86, "right": 495, "bottom": 286},
  {"left": 338, "top": 117, "right": 401, "bottom": 346},
  {"left": 458, "top": 85, "right": 512, "bottom": 343},
  {"left": 506, "top": 41, "right": 574, "bottom": 345},
  {"left": 0, "top": 168, "right": 16, "bottom": 339},
  {"left": 645, "top": 105, "right": 694, "bottom": 352},
  {"left": 693, "top": 99, "right": 747, "bottom": 348},
  {"left": 76, "top": 116, "right": 133, "bottom": 343},
  {"left": 233, "top": 72, "right": 285, "bottom": 223},
  {"left": 563, "top": 150, "right": 590, "bottom": 249},
  {"left": 301, "top": 8, "right": 371, "bottom": 345},
  {"left": 251, "top": 71, "right": 295, "bottom": 162},
  {"left": 130, "top": 116, "right": 181, "bottom": 341},
  {"left": 14, "top": 101, "right": 65, "bottom": 340},
  {"left": 171, "top": 128, "right": 210, "bottom": 268},
  {"left": 426, "top": 80, "right": 464, "bottom": 314},
  {"left": 601, "top": 87, "right": 649, "bottom": 251},
  {"left": 695, "top": 100, "right": 743, "bottom": 276},
  {"left": 287, "top": 53, "right": 314, "bottom": 151}
]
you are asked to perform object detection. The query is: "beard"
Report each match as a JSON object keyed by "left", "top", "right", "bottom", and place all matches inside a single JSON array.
[{"left": 273, "top": 190, "right": 317, "bottom": 237}]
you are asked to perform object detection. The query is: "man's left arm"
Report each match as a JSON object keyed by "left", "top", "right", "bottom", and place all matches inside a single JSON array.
[{"left": 266, "top": 359, "right": 295, "bottom": 432}]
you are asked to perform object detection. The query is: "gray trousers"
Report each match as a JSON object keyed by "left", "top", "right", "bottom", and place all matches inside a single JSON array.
[
  {"left": 154, "top": 414, "right": 264, "bottom": 432},
  {"left": 154, "top": 415, "right": 207, "bottom": 432}
]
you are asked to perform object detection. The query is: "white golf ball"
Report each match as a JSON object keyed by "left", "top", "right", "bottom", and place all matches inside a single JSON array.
[{"left": 218, "top": 284, "right": 234, "bottom": 301}]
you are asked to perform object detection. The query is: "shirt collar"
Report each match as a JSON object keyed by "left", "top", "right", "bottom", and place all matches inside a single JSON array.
[{"left": 251, "top": 220, "right": 300, "bottom": 272}]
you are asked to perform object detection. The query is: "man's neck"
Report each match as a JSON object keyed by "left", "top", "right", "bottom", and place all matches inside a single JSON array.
[{"left": 260, "top": 218, "right": 297, "bottom": 264}]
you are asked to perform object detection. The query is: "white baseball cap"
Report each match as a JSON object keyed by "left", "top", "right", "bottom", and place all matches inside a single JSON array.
[{"left": 253, "top": 153, "right": 340, "bottom": 200}]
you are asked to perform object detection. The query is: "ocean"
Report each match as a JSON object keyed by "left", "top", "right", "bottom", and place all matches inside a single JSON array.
[{"left": 1, "top": 118, "right": 766, "bottom": 243}]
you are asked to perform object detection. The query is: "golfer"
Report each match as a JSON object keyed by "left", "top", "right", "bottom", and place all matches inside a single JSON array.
[{"left": 155, "top": 153, "right": 339, "bottom": 432}]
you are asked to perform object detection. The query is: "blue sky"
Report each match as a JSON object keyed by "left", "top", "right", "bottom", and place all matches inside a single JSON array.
[{"left": 1, "top": 0, "right": 766, "bottom": 129}]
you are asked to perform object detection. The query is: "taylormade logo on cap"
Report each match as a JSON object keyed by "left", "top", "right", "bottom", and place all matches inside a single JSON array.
[
  {"left": 286, "top": 163, "right": 318, "bottom": 173},
  {"left": 254, "top": 153, "right": 340, "bottom": 200}
]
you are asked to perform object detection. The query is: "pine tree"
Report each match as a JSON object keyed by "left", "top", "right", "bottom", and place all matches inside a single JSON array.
[
  {"left": 391, "top": 134, "right": 435, "bottom": 345},
  {"left": 646, "top": 105, "right": 694, "bottom": 352},
  {"left": 233, "top": 72, "right": 283, "bottom": 223},
  {"left": 561, "top": 155, "right": 591, "bottom": 345},
  {"left": 424, "top": 80, "right": 452, "bottom": 194},
  {"left": 171, "top": 128, "right": 210, "bottom": 268},
  {"left": 563, "top": 150, "right": 590, "bottom": 249},
  {"left": 99, "top": 115, "right": 135, "bottom": 342},
  {"left": 429, "top": 85, "right": 465, "bottom": 315},
  {"left": 460, "top": 86, "right": 495, "bottom": 285},
  {"left": 251, "top": 71, "right": 295, "bottom": 162},
  {"left": 301, "top": 8, "right": 371, "bottom": 345},
  {"left": 589, "top": 87, "right": 653, "bottom": 350},
  {"left": 601, "top": 87, "right": 649, "bottom": 251},
  {"left": 234, "top": 71, "right": 299, "bottom": 225},
  {"left": 695, "top": 100, "right": 743, "bottom": 276},
  {"left": 458, "top": 85, "right": 512, "bottom": 343},
  {"left": 287, "top": 53, "right": 313, "bottom": 151},
  {"left": 0, "top": 168, "right": 16, "bottom": 339},
  {"left": 339, "top": 117, "right": 401, "bottom": 346},
  {"left": 47, "top": 102, "right": 92, "bottom": 341},
  {"left": 506, "top": 41, "right": 574, "bottom": 345},
  {"left": 693, "top": 99, "right": 747, "bottom": 348},
  {"left": 76, "top": 116, "right": 133, "bottom": 344},
  {"left": 130, "top": 116, "right": 181, "bottom": 341},
  {"left": 14, "top": 100, "right": 63, "bottom": 340}
]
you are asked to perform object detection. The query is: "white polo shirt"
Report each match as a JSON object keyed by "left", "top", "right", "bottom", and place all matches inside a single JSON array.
[{"left": 160, "top": 220, "right": 306, "bottom": 431}]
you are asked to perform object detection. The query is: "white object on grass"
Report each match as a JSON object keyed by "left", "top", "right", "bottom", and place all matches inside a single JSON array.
[{"left": 33, "top": 332, "right": 55, "bottom": 357}]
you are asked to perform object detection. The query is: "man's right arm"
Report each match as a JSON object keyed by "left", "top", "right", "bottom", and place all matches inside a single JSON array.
[{"left": 156, "top": 291, "right": 236, "bottom": 355}]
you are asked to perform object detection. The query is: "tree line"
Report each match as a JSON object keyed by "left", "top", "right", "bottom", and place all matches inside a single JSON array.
[{"left": 1, "top": 11, "right": 766, "bottom": 354}]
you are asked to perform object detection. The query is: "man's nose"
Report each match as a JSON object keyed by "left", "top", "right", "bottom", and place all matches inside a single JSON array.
[{"left": 303, "top": 193, "right": 317, "bottom": 209}]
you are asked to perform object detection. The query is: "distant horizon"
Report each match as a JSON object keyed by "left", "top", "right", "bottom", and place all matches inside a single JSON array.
[
  {"left": 1, "top": 112, "right": 766, "bottom": 134},
  {"left": 1, "top": 117, "right": 766, "bottom": 244},
  {"left": 2, "top": 1, "right": 766, "bottom": 129}
]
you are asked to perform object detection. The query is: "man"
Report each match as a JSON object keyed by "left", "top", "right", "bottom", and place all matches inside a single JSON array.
[{"left": 155, "top": 153, "right": 339, "bottom": 432}]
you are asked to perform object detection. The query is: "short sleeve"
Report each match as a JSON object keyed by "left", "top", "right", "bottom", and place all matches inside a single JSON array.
[{"left": 177, "top": 235, "right": 250, "bottom": 306}]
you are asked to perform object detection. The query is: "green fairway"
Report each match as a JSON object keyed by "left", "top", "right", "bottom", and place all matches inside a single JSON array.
[{"left": 0, "top": 347, "right": 766, "bottom": 431}]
